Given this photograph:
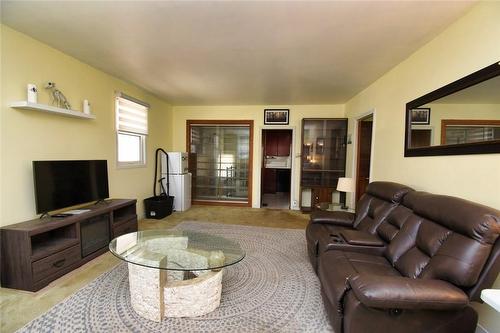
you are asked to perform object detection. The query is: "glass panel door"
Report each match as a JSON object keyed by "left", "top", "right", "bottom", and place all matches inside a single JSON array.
[
  {"left": 301, "top": 119, "right": 347, "bottom": 187},
  {"left": 189, "top": 123, "right": 251, "bottom": 204}
]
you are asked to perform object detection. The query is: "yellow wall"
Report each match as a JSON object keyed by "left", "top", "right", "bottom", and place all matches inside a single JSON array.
[
  {"left": 0, "top": 26, "right": 173, "bottom": 226},
  {"left": 344, "top": 2, "right": 500, "bottom": 331},
  {"left": 171, "top": 105, "right": 345, "bottom": 208}
]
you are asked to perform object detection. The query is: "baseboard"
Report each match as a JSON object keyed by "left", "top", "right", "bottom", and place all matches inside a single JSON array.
[{"left": 476, "top": 323, "right": 489, "bottom": 333}]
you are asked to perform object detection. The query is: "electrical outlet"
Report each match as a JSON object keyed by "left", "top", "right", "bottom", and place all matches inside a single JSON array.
[{"left": 292, "top": 200, "right": 297, "bottom": 207}]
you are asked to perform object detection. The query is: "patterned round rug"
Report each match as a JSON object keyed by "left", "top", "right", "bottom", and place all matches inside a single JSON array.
[{"left": 18, "top": 222, "right": 333, "bottom": 332}]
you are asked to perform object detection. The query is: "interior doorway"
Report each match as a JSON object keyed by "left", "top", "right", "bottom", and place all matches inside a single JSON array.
[
  {"left": 261, "top": 129, "right": 293, "bottom": 209},
  {"left": 411, "top": 129, "right": 432, "bottom": 147},
  {"left": 355, "top": 114, "right": 373, "bottom": 202}
]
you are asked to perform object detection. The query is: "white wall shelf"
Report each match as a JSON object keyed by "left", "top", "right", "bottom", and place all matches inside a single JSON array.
[{"left": 9, "top": 101, "right": 96, "bottom": 119}]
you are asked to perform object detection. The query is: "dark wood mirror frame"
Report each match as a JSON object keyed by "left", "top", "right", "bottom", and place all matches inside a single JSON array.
[{"left": 404, "top": 62, "right": 500, "bottom": 157}]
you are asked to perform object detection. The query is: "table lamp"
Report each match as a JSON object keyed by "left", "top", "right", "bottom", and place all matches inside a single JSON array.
[{"left": 337, "top": 177, "right": 354, "bottom": 210}]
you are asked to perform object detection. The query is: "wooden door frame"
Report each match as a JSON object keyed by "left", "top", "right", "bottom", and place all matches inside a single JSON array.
[
  {"left": 257, "top": 126, "right": 296, "bottom": 209},
  {"left": 352, "top": 109, "right": 376, "bottom": 208},
  {"left": 186, "top": 120, "right": 254, "bottom": 207}
]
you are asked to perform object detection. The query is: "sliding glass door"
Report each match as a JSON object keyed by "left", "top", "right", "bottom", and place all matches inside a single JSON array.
[{"left": 188, "top": 121, "right": 253, "bottom": 205}]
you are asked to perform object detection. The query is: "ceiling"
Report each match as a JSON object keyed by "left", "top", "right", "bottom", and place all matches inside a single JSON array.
[{"left": 1, "top": 1, "right": 475, "bottom": 106}]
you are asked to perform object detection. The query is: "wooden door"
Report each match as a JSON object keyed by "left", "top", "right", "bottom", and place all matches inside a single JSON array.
[
  {"left": 411, "top": 129, "right": 432, "bottom": 147},
  {"left": 355, "top": 119, "right": 373, "bottom": 202}
]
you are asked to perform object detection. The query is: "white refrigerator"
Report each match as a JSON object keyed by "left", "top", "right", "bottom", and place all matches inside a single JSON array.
[{"left": 161, "top": 152, "right": 192, "bottom": 211}]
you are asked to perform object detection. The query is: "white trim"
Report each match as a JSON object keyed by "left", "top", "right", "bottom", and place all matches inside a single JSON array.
[
  {"left": 255, "top": 125, "right": 297, "bottom": 210},
  {"left": 351, "top": 108, "right": 376, "bottom": 208}
]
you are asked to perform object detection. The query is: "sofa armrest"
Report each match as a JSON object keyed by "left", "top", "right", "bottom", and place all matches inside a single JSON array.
[
  {"left": 348, "top": 275, "right": 469, "bottom": 310},
  {"left": 310, "top": 210, "right": 355, "bottom": 226},
  {"left": 340, "top": 230, "right": 385, "bottom": 247}
]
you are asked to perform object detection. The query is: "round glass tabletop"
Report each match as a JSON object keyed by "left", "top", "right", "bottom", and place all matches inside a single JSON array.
[{"left": 109, "top": 229, "right": 245, "bottom": 271}]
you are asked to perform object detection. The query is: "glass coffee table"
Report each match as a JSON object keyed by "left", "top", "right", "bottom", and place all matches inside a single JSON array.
[{"left": 109, "top": 229, "right": 245, "bottom": 322}]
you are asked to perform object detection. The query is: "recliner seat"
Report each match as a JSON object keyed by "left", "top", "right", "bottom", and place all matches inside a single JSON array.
[
  {"left": 317, "top": 192, "right": 500, "bottom": 333},
  {"left": 306, "top": 181, "right": 414, "bottom": 271}
]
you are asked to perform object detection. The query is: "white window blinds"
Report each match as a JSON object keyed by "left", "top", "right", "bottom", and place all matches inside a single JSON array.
[{"left": 116, "top": 96, "right": 148, "bottom": 135}]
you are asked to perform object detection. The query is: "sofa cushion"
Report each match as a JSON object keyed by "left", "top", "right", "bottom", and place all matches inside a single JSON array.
[
  {"left": 377, "top": 204, "right": 414, "bottom": 243},
  {"left": 348, "top": 275, "right": 469, "bottom": 310},
  {"left": 365, "top": 181, "right": 414, "bottom": 204},
  {"left": 412, "top": 193, "right": 500, "bottom": 245},
  {"left": 390, "top": 193, "right": 500, "bottom": 287},
  {"left": 318, "top": 250, "right": 400, "bottom": 308},
  {"left": 354, "top": 197, "right": 396, "bottom": 234},
  {"left": 309, "top": 210, "right": 355, "bottom": 226},
  {"left": 340, "top": 230, "right": 385, "bottom": 247}
]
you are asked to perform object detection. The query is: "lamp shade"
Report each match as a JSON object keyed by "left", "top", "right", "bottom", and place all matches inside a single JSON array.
[{"left": 337, "top": 177, "right": 355, "bottom": 193}]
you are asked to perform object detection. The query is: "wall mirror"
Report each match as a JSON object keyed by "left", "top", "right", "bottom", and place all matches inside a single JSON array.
[{"left": 405, "top": 62, "right": 500, "bottom": 156}]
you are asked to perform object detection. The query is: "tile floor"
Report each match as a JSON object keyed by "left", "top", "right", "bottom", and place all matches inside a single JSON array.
[{"left": 261, "top": 192, "right": 290, "bottom": 209}]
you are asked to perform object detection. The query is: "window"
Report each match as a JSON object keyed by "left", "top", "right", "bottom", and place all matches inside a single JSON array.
[{"left": 115, "top": 95, "right": 148, "bottom": 167}]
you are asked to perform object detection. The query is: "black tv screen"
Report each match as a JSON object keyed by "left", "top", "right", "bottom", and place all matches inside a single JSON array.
[{"left": 33, "top": 160, "right": 109, "bottom": 214}]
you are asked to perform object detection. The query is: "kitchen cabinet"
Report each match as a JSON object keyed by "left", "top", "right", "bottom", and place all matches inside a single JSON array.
[
  {"left": 264, "top": 130, "right": 291, "bottom": 157},
  {"left": 263, "top": 168, "right": 277, "bottom": 193}
]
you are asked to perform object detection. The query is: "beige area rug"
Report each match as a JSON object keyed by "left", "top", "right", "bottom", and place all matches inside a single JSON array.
[{"left": 18, "top": 221, "right": 333, "bottom": 332}]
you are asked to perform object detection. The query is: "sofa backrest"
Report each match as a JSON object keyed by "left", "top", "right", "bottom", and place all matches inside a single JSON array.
[
  {"left": 377, "top": 191, "right": 422, "bottom": 255},
  {"left": 354, "top": 182, "right": 414, "bottom": 234},
  {"left": 386, "top": 193, "right": 500, "bottom": 291}
]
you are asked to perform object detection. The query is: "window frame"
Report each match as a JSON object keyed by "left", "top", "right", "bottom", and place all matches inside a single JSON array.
[
  {"left": 115, "top": 95, "right": 148, "bottom": 168},
  {"left": 116, "top": 130, "right": 147, "bottom": 168}
]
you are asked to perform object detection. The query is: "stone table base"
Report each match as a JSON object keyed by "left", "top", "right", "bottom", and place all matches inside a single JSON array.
[
  {"left": 126, "top": 237, "right": 226, "bottom": 321},
  {"left": 164, "top": 269, "right": 223, "bottom": 318}
]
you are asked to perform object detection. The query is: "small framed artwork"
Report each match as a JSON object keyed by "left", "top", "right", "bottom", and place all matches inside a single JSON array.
[
  {"left": 264, "top": 109, "right": 289, "bottom": 125},
  {"left": 411, "top": 108, "right": 431, "bottom": 125}
]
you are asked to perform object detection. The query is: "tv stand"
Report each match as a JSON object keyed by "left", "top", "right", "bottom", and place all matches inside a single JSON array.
[
  {"left": 94, "top": 198, "right": 109, "bottom": 205},
  {"left": 0, "top": 199, "right": 137, "bottom": 292},
  {"left": 39, "top": 212, "right": 51, "bottom": 219}
]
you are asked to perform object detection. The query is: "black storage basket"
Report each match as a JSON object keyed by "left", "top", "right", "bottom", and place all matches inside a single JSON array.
[
  {"left": 144, "top": 195, "right": 174, "bottom": 219},
  {"left": 145, "top": 148, "right": 174, "bottom": 219}
]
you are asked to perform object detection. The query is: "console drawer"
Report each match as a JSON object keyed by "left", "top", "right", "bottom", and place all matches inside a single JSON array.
[
  {"left": 32, "top": 244, "right": 81, "bottom": 282},
  {"left": 112, "top": 218, "right": 137, "bottom": 238}
]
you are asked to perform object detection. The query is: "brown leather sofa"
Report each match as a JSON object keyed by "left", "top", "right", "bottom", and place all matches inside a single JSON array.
[
  {"left": 306, "top": 181, "right": 414, "bottom": 271},
  {"left": 312, "top": 190, "right": 500, "bottom": 333}
]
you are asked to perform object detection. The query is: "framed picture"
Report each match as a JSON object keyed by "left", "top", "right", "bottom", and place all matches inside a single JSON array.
[
  {"left": 411, "top": 108, "right": 431, "bottom": 125},
  {"left": 264, "top": 109, "right": 289, "bottom": 125}
]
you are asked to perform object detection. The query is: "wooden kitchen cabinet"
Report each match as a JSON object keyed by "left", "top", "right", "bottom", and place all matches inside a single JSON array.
[
  {"left": 264, "top": 131, "right": 291, "bottom": 157},
  {"left": 263, "top": 168, "right": 277, "bottom": 193},
  {"left": 277, "top": 131, "right": 292, "bottom": 156}
]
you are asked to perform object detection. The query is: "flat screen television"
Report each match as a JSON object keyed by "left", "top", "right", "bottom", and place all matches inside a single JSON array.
[{"left": 33, "top": 160, "right": 109, "bottom": 214}]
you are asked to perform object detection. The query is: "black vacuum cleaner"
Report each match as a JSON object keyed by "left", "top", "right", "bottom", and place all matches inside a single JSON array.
[{"left": 144, "top": 148, "right": 174, "bottom": 219}]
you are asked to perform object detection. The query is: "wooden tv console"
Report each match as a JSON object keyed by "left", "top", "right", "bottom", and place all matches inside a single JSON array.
[{"left": 0, "top": 199, "right": 137, "bottom": 292}]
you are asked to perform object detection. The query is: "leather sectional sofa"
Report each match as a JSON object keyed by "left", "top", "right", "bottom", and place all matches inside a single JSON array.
[{"left": 306, "top": 181, "right": 500, "bottom": 333}]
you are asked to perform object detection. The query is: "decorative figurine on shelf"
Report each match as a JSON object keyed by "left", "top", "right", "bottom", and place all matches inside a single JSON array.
[{"left": 45, "top": 82, "right": 71, "bottom": 109}]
